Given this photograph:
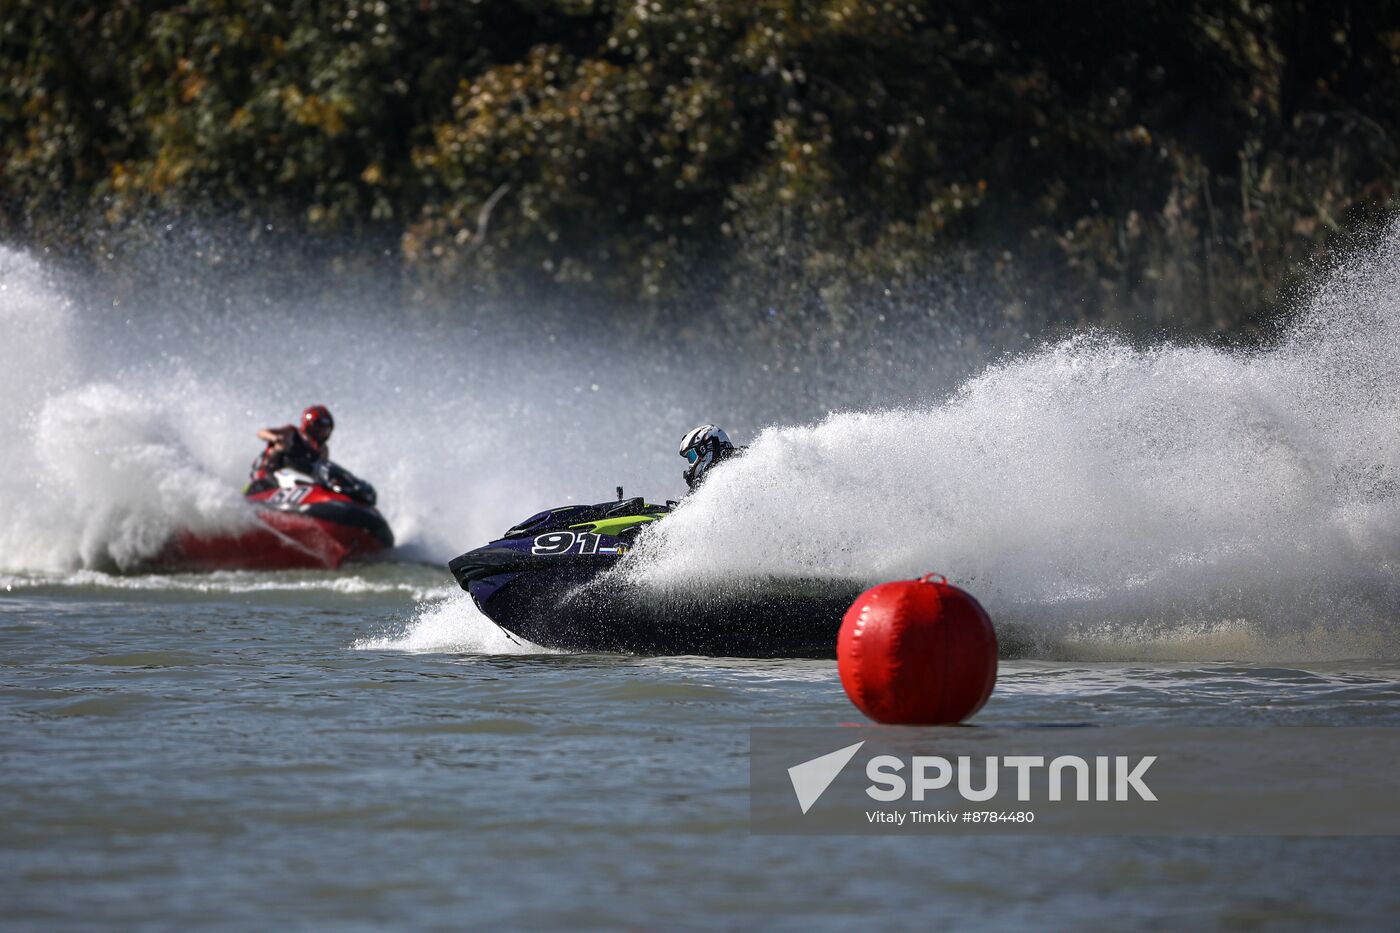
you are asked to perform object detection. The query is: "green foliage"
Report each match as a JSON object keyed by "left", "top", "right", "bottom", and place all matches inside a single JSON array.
[{"left": 4, "top": 0, "right": 1400, "bottom": 333}]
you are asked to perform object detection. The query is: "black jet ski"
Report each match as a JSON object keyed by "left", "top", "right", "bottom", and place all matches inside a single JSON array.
[{"left": 447, "top": 492, "right": 865, "bottom": 658}]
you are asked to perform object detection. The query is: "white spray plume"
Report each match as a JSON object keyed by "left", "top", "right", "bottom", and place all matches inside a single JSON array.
[{"left": 627, "top": 227, "right": 1400, "bottom": 656}]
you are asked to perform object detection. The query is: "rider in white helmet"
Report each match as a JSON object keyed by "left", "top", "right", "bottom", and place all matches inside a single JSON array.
[{"left": 679, "top": 424, "right": 741, "bottom": 491}]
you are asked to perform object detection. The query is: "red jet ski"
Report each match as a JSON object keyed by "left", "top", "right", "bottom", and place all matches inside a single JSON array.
[{"left": 161, "top": 463, "right": 394, "bottom": 571}]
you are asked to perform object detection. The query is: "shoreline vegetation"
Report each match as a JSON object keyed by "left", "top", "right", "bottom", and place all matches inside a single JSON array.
[{"left": 4, "top": 1, "right": 1398, "bottom": 337}]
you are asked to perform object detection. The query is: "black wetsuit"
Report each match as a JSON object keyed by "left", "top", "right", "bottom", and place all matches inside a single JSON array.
[{"left": 247, "top": 430, "right": 327, "bottom": 492}]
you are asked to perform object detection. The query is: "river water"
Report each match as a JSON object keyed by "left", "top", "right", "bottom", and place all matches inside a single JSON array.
[
  {"left": 3, "top": 567, "right": 1397, "bottom": 929},
  {"left": 6, "top": 228, "right": 1400, "bottom": 927}
]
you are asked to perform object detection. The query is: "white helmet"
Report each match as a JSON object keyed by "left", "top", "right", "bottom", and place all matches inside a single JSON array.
[{"left": 679, "top": 424, "right": 736, "bottom": 490}]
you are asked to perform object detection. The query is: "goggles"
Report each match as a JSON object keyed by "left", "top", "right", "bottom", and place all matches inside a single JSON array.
[{"left": 685, "top": 448, "right": 701, "bottom": 464}]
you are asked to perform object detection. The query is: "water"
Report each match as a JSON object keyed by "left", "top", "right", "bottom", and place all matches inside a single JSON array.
[
  {"left": 3, "top": 572, "right": 1398, "bottom": 928},
  {"left": 4, "top": 229, "right": 1400, "bottom": 926},
  {"left": 0, "top": 240, "right": 974, "bottom": 575},
  {"left": 628, "top": 240, "right": 1400, "bottom": 659}
]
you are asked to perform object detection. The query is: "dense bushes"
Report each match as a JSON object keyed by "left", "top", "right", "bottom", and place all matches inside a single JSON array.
[{"left": 4, "top": 1, "right": 1399, "bottom": 333}]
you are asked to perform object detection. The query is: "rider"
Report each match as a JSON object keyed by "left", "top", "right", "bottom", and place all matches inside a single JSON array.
[
  {"left": 249, "top": 405, "right": 334, "bottom": 485},
  {"left": 679, "top": 424, "right": 741, "bottom": 491}
]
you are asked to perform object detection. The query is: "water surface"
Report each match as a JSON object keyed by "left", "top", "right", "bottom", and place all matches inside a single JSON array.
[{"left": 3, "top": 568, "right": 1397, "bottom": 929}]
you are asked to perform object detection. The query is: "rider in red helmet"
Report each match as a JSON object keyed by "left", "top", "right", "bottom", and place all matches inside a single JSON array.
[
  {"left": 249, "top": 405, "right": 335, "bottom": 486},
  {"left": 294, "top": 405, "right": 335, "bottom": 456}
]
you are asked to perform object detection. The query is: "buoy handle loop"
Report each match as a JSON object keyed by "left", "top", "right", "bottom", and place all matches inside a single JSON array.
[{"left": 919, "top": 573, "right": 948, "bottom": 585}]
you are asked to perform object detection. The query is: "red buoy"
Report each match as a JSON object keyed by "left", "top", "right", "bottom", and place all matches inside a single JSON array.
[{"left": 837, "top": 574, "right": 997, "bottom": 725}]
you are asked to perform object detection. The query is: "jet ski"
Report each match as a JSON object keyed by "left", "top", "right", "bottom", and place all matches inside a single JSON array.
[
  {"left": 448, "top": 492, "right": 864, "bottom": 658},
  {"left": 160, "top": 463, "right": 394, "bottom": 571}
]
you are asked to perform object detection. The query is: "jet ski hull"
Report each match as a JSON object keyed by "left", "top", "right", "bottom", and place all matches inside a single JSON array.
[
  {"left": 164, "top": 507, "right": 391, "bottom": 571},
  {"left": 471, "top": 566, "right": 862, "bottom": 658},
  {"left": 158, "top": 478, "right": 393, "bottom": 572},
  {"left": 450, "top": 529, "right": 863, "bottom": 657}
]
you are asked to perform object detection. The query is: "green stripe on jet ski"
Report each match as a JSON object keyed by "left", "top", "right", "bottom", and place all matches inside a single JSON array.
[{"left": 568, "top": 515, "right": 661, "bottom": 537}]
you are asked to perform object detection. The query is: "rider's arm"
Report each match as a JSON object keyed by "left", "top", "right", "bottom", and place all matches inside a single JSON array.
[{"left": 257, "top": 425, "right": 294, "bottom": 447}]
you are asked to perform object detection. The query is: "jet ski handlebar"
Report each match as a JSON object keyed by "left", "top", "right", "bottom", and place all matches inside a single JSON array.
[{"left": 319, "top": 461, "right": 378, "bottom": 506}]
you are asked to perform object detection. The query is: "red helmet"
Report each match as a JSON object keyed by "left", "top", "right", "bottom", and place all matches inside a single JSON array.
[{"left": 300, "top": 405, "right": 334, "bottom": 445}]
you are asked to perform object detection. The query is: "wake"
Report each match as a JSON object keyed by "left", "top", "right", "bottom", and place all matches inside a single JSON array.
[{"left": 627, "top": 228, "right": 1400, "bottom": 659}]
